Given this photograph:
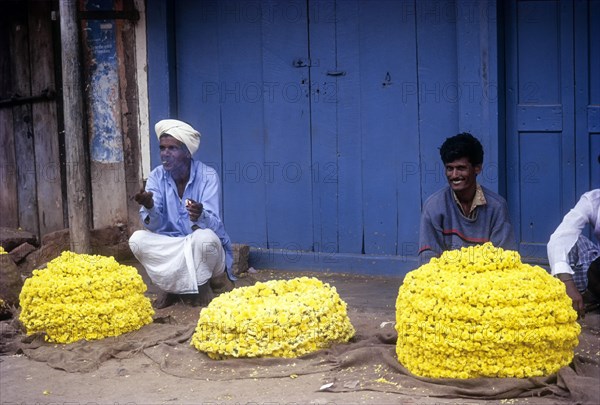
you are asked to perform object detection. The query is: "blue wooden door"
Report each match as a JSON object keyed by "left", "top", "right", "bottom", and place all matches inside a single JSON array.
[
  {"left": 168, "top": 0, "right": 424, "bottom": 262},
  {"left": 505, "top": 0, "right": 600, "bottom": 262},
  {"left": 174, "top": 0, "right": 312, "bottom": 252},
  {"left": 307, "top": 0, "right": 422, "bottom": 259},
  {"left": 575, "top": 1, "right": 600, "bottom": 194},
  {"left": 146, "top": 0, "right": 502, "bottom": 273}
]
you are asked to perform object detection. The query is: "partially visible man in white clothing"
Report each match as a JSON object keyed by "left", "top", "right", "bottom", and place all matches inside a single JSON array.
[
  {"left": 129, "top": 119, "right": 234, "bottom": 309},
  {"left": 547, "top": 188, "right": 600, "bottom": 318}
]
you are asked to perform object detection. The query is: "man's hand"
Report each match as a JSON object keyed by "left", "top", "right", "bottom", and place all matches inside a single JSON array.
[
  {"left": 563, "top": 278, "right": 585, "bottom": 319},
  {"left": 133, "top": 188, "right": 154, "bottom": 209},
  {"left": 185, "top": 199, "right": 203, "bottom": 222}
]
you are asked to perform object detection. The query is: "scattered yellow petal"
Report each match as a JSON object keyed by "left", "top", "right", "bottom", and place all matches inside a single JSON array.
[{"left": 374, "top": 377, "right": 397, "bottom": 385}]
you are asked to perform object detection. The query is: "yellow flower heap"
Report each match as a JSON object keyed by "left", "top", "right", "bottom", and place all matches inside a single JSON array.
[
  {"left": 20, "top": 251, "right": 154, "bottom": 343},
  {"left": 396, "top": 243, "right": 580, "bottom": 379},
  {"left": 191, "top": 277, "right": 355, "bottom": 359}
]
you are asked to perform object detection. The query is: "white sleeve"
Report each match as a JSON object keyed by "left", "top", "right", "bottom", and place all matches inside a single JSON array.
[{"left": 547, "top": 193, "right": 595, "bottom": 275}]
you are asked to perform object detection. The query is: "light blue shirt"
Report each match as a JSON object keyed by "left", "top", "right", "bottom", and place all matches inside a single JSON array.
[{"left": 140, "top": 160, "right": 233, "bottom": 276}]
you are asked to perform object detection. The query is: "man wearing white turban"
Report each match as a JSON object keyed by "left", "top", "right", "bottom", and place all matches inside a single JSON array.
[
  {"left": 154, "top": 119, "right": 201, "bottom": 155},
  {"left": 129, "top": 119, "right": 234, "bottom": 308}
]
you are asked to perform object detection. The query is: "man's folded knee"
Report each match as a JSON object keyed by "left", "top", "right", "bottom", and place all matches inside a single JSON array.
[
  {"left": 128, "top": 230, "right": 146, "bottom": 255},
  {"left": 190, "top": 228, "right": 220, "bottom": 246}
]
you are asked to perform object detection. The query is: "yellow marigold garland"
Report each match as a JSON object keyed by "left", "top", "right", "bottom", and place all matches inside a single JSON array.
[
  {"left": 191, "top": 277, "right": 355, "bottom": 359},
  {"left": 396, "top": 243, "right": 580, "bottom": 379},
  {"left": 19, "top": 251, "right": 154, "bottom": 343}
]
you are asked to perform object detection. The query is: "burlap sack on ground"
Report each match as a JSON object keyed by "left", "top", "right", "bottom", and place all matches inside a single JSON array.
[
  {"left": 319, "top": 330, "right": 599, "bottom": 404},
  {"left": 17, "top": 316, "right": 194, "bottom": 373},
  {"left": 16, "top": 310, "right": 599, "bottom": 403}
]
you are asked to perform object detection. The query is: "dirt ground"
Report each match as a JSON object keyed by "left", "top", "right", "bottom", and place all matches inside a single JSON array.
[{"left": 0, "top": 264, "right": 598, "bottom": 405}]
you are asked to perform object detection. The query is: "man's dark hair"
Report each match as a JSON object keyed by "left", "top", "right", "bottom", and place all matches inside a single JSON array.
[{"left": 439, "top": 132, "right": 484, "bottom": 166}]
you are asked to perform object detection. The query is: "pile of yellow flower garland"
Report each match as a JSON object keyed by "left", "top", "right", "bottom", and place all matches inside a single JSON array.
[
  {"left": 191, "top": 277, "right": 355, "bottom": 359},
  {"left": 396, "top": 243, "right": 580, "bottom": 379},
  {"left": 20, "top": 251, "right": 154, "bottom": 343}
]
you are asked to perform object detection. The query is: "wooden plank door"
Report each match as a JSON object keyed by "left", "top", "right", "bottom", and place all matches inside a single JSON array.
[{"left": 0, "top": 1, "right": 64, "bottom": 236}]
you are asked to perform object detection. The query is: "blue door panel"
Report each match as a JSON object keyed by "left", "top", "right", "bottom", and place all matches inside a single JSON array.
[
  {"left": 415, "top": 0, "right": 459, "bottom": 202},
  {"left": 518, "top": 132, "right": 562, "bottom": 257},
  {"left": 517, "top": 1, "right": 560, "bottom": 104},
  {"left": 146, "top": 0, "right": 177, "bottom": 167},
  {"left": 389, "top": 1, "right": 421, "bottom": 257},
  {"left": 173, "top": 0, "right": 223, "bottom": 207},
  {"left": 175, "top": 0, "right": 269, "bottom": 247},
  {"left": 358, "top": 1, "right": 420, "bottom": 256},
  {"left": 336, "top": 0, "right": 364, "bottom": 255},
  {"left": 215, "top": 0, "right": 269, "bottom": 247},
  {"left": 592, "top": 135, "right": 600, "bottom": 189},
  {"left": 575, "top": 0, "right": 600, "bottom": 195},
  {"left": 591, "top": 0, "right": 600, "bottom": 106},
  {"left": 261, "top": 0, "right": 314, "bottom": 251},
  {"left": 516, "top": 106, "right": 562, "bottom": 132},
  {"left": 308, "top": 0, "right": 339, "bottom": 256},
  {"left": 505, "top": 0, "right": 596, "bottom": 262}
]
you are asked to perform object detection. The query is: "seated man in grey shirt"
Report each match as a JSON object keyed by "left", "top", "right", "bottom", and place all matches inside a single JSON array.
[{"left": 418, "top": 133, "right": 516, "bottom": 265}]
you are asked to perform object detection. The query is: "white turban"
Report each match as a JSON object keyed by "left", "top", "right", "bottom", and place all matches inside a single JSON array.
[{"left": 155, "top": 119, "right": 201, "bottom": 155}]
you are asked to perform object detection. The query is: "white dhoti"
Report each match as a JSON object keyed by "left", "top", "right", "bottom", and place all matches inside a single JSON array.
[{"left": 129, "top": 229, "right": 225, "bottom": 294}]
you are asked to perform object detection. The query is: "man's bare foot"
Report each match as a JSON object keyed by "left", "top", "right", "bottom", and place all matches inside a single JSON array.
[
  {"left": 210, "top": 272, "right": 234, "bottom": 293},
  {"left": 153, "top": 291, "right": 178, "bottom": 309},
  {"left": 187, "top": 283, "right": 215, "bottom": 307}
]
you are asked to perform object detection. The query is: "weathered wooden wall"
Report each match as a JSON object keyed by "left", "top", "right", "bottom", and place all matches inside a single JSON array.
[{"left": 0, "top": 0, "right": 143, "bottom": 241}]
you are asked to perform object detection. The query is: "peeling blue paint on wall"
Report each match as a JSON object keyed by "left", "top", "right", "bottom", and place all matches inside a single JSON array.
[{"left": 85, "top": 0, "right": 123, "bottom": 163}]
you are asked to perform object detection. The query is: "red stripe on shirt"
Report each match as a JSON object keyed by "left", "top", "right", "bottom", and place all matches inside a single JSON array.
[
  {"left": 441, "top": 229, "right": 489, "bottom": 244},
  {"left": 418, "top": 245, "right": 432, "bottom": 254}
]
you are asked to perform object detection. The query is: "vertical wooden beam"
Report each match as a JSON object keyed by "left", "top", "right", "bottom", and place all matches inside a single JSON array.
[
  {"left": 59, "top": 0, "right": 91, "bottom": 252},
  {"left": 115, "top": 0, "right": 143, "bottom": 233},
  {"left": 133, "top": 0, "right": 150, "bottom": 180}
]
